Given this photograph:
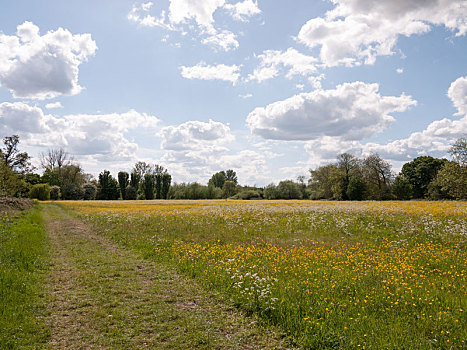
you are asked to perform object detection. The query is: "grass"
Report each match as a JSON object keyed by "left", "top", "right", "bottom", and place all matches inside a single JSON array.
[
  {"left": 40, "top": 203, "right": 290, "bottom": 349},
  {"left": 62, "top": 200, "right": 467, "bottom": 349},
  {"left": 0, "top": 206, "right": 49, "bottom": 349}
]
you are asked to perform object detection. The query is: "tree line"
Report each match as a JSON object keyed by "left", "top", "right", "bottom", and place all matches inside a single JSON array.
[{"left": 0, "top": 134, "right": 466, "bottom": 201}]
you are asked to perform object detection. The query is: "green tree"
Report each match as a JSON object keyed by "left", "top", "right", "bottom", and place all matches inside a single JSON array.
[
  {"left": 392, "top": 176, "right": 413, "bottom": 200},
  {"left": 29, "top": 184, "right": 51, "bottom": 201},
  {"left": 83, "top": 183, "right": 97, "bottom": 200},
  {"left": 0, "top": 135, "right": 32, "bottom": 173},
  {"left": 308, "top": 164, "right": 339, "bottom": 199},
  {"left": 118, "top": 171, "right": 129, "bottom": 200},
  {"left": 362, "top": 153, "right": 392, "bottom": 200},
  {"left": 276, "top": 180, "right": 303, "bottom": 199},
  {"left": 97, "top": 171, "right": 119, "bottom": 200},
  {"left": 346, "top": 177, "right": 367, "bottom": 201},
  {"left": 336, "top": 153, "right": 358, "bottom": 200},
  {"left": 208, "top": 171, "right": 226, "bottom": 188},
  {"left": 222, "top": 180, "right": 237, "bottom": 198},
  {"left": 161, "top": 173, "right": 172, "bottom": 199},
  {"left": 400, "top": 156, "right": 446, "bottom": 198},
  {"left": 225, "top": 169, "right": 238, "bottom": 184},
  {"left": 449, "top": 137, "right": 467, "bottom": 166},
  {"left": 144, "top": 173, "right": 155, "bottom": 200},
  {"left": 429, "top": 161, "right": 467, "bottom": 200}
]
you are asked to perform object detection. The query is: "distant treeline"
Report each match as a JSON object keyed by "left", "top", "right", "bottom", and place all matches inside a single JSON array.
[{"left": 1, "top": 135, "right": 466, "bottom": 201}]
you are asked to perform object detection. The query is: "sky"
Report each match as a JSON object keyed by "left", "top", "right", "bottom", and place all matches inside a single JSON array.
[{"left": 0, "top": 0, "right": 466, "bottom": 186}]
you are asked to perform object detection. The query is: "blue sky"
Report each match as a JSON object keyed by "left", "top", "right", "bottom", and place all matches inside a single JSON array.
[{"left": 0, "top": 0, "right": 466, "bottom": 185}]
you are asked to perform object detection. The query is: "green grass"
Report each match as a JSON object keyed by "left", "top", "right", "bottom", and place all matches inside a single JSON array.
[
  {"left": 0, "top": 206, "right": 49, "bottom": 349},
  {"left": 77, "top": 203, "right": 467, "bottom": 349}
]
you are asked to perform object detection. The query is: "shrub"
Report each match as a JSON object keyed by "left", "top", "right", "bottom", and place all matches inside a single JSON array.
[
  {"left": 29, "top": 184, "right": 50, "bottom": 201},
  {"left": 49, "top": 186, "right": 61, "bottom": 200},
  {"left": 61, "top": 183, "right": 84, "bottom": 200},
  {"left": 82, "top": 183, "right": 97, "bottom": 200}
]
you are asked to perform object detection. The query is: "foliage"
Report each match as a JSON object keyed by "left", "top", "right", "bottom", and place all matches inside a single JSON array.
[
  {"left": 222, "top": 180, "right": 237, "bottom": 198},
  {"left": 232, "top": 189, "right": 262, "bottom": 200},
  {"left": 346, "top": 177, "right": 367, "bottom": 200},
  {"left": 362, "top": 153, "right": 393, "bottom": 200},
  {"left": 61, "top": 183, "right": 84, "bottom": 200},
  {"left": 0, "top": 135, "right": 32, "bottom": 173},
  {"left": 118, "top": 172, "right": 129, "bottom": 200},
  {"left": 449, "top": 137, "right": 467, "bottom": 166},
  {"left": 82, "top": 183, "right": 97, "bottom": 200},
  {"left": 400, "top": 156, "right": 446, "bottom": 199},
  {"left": 49, "top": 185, "right": 61, "bottom": 200},
  {"left": 161, "top": 173, "right": 172, "bottom": 199},
  {"left": 143, "top": 174, "right": 155, "bottom": 200},
  {"left": 429, "top": 161, "right": 467, "bottom": 200},
  {"left": 276, "top": 180, "right": 303, "bottom": 199},
  {"left": 392, "top": 175, "right": 413, "bottom": 200},
  {"left": 125, "top": 185, "right": 138, "bottom": 200},
  {"left": 209, "top": 171, "right": 226, "bottom": 188},
  {"left": 0, "top": 162, "right": 28, "bottom": 197},
  {"left": 96, "top": 170, "right": 119, "bottom": 200},
  {"left": 225, "top": 169, "right": 238, "bottom": 184},
  {"left": 264, "top": 183, "right": 278, "bottom": 200},
  {"left": 29, "top": 183, "right": 51, "bottom": 201}
]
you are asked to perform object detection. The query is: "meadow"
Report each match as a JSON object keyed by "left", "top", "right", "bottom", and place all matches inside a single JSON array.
[{"left": 60, "top": 200, "right": 466, "bottom": 349}]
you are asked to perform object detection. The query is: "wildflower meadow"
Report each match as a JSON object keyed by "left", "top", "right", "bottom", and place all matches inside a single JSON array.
[{"left": 62, "top": 200, "right": 466, "bottom": 349}]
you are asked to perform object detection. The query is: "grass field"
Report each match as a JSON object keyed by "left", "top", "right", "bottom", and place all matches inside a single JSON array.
[
  {"left": 60, "top": 200, "right": 467, "bottom": 349},
  {"left": 0, "top": 206, "right": 49, "bottom": 349}
]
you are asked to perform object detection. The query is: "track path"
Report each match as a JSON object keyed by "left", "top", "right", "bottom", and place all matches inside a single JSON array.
[{"left": 42, "top": 204, "right": 289, "bottom": 349}]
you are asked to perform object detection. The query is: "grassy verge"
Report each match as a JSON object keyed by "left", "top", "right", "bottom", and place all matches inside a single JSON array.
[
  {"left": 66, "top": 201, "right": 466, "bottom": 349},
  {"left": 0, "top": 206, "right": 49, "bottom": 349}
]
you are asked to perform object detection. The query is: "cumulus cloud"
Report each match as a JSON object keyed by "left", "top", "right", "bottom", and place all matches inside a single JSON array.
[
  {"left": 160, "top": 119, "right": 234, "bottom": 151},
  {"left": 248, "top": 48, "right": 318, "bottom": 83},
  {"left": 304, "top": 75, "right": 467, "bottom": 163},
  {"left": 45, "top": 102, "right": 63, "bottom": 109},
  {"left": 0, "top": 102, "right": 160, "bottom": 161},
  {"left": 180, "top": 62, "right": 241, "bottom": 84},
  {"left": 201, "top": 30, "right": 239, "bottom": 51},
  {"left": 247, "top": 82, "right": 416, "bottom": 141},
  {"left": 224, "top": 0, "right": 261, "bottom": 22},
  {"left": 0, "top": 21, "right": 97, "bottom": 99},
  {"left": 128, "top": 0, "right": 260, "bottom": 51},
  {"left": 298, "top": 0, "right": 467, "bottom": 67}
]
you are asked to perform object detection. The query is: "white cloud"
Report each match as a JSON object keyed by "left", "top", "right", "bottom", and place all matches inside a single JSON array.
[
  {"left": 304, "top": 75, "right": 467, "bottom": 163},
  {"left": 45, "top": 102, "right": 63, "bottom": 109},
  {"left": 224, "top": 0, "right": 261, "bottom": 22},
  {"left": 0, "top": 21, "right": 97, "bottom": 99},
  {"left": 201, "top": 30, "right": 239, "bottom": 51},
  {"left": 396, "top": 68, "right": 404, "bottom": 74},
  {"left": 0, "top": 102, "right": 160, "bottom": 161},
  {"left": 298, "top": 0, "right": 467, "bottom": 67},
  {"left": 128, "top": 0, "right": 261, "bottom": 51},
  {"left": 180, "top": 62, "right": 241, "bottom": 84},
  {"left": 160, "top": 119, "right": 234, "bottom": 151},
  {"left": 239, "top": 93, "right": 253, "bottom": 98},
  {"left": 448, "top": 75, "right": 467, "bottom": 116},
  {"left": 247, "top": 81, "right": 416, "bottom": 141},
  {"left": 248, "top": 48, "right": 318, "bottom": 82}
]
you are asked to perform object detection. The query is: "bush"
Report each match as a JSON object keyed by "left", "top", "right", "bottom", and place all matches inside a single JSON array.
[
  {"left": 29, "top": 184, "right": 50, "bottom": 201},
  {"left": 61, "top": 183, "right": 84, "bottom": 200},
  {"left": 233, "top": 189, "right": 262, "bottom": 200},
  {"left": 82, "top": 183, "right": 97, "bottom": 200},
  {"left": 49, "top": 186, "right": 61, "bottom": 200}
]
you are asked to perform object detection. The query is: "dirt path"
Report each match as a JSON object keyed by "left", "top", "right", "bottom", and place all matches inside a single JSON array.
[{"left": 42, "top": 204, "right": 291, "bottom": 349}]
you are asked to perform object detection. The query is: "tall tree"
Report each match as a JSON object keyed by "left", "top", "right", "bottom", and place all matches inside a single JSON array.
[
  {"left": 336, "top": 153, "right": 358, "bottom": 200},
  {"left": 118, "top": 171, "right": 129, "bottom": 200},
  {"left": 400, "top": 156, "right": 447, "bottom": 198},
  {"left": 449, "top": 137, "right": 467, "bottom": 166},
  {"left": 362, "top": 153, "right": 393, "bottom": 200},
  {"left": 161, "top": 173, "right": 172, "bottom": 199},
  {"left": 208, "top": 171, "right": 226, "bottom": 188},
  {"left": 40, "top": 148, "right": 72, "bottom": 171},
  {"left": 144, "top": 173, "right": 155, "bottom": 200},
  {"left": 97, "top": 170, "right": 119, "bottom": 200},
  {"left": 0, "top": 135, "right": 31, "bottom": 173},
  {"left": 225, "top": 169, "right": 238, "bottom": 184}
]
